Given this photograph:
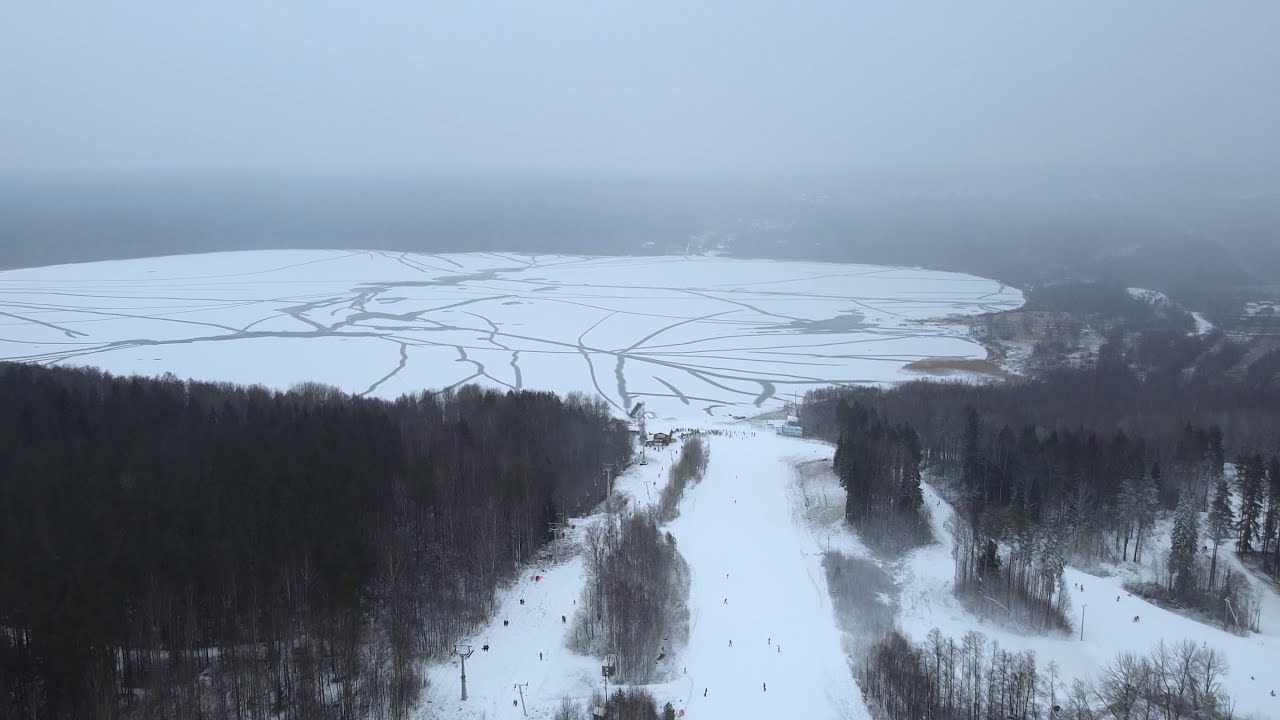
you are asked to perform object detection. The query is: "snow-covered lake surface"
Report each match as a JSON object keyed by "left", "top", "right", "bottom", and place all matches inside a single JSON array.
[{"left": 0, "top": 250, "right": 1021, "bottom": 417}]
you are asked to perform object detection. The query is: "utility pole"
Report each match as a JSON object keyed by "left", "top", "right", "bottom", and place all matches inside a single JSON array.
[
  {"left": 514, "top": 682, "right": 529, "bottom": 717},
  {"left": 453, "top": 644, "right": 474, "bottom": 701},
  {"left": 603, "top": 463, "right": 615, "bottom": 517},
  {"left": 638, "top": 403, "right": 647, "bottom": 465},
  {"left": 549, "top": 512, "right": 567, "bottom": 564},
  {"left": 602, "top": 653, "right": 617, "bottom": 701},
  {"left": 1079, "top": 605, "right": 1086, "bottom": 642}
]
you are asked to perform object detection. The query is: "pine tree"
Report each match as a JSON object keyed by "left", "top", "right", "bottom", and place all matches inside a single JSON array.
[
  {"left": 1207, "top": 426, "right": 1225, "bottom": 478},
  {"left": 1115, "top": 479, "right": 1143, "bottom": 562},
  {"left": 1236, "top": 455, "right": 1266, "bottom": 554},
  {"left": 896, "top": 424, "right": 925, "bottom": 513},
  {"left": 961, "top": 406, "right": 983, "bottom": 496},
  {"left": 1207, "top": 477, "right": 1234, "bottom": 590},
  {"left": 1131, "top": 474, "right": 1160, "bottom": 564},
  {"left": 1261, "top": 455, "right": 1280, "bottom": 557},
  {"left": 1269, "top": 456, "right": 1280, "bottom": 574},
  {"left": 1169, "top": 489, "right": 1200, "bottom": 599}
]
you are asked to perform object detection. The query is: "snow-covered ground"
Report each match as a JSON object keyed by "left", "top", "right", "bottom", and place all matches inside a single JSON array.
[
  {"left": 1128, "top": 286, "right": 1215, "bottom": 336},
  {"left": 416, "top": 426, "right": 870, "bottom": 719},
  {"left": 887, "top": 482, "right": 1280, "bottom": 719},
  {"left": 0, "top": 250, "right": 1021, "bottom": 418},
  {"left": 418, "top": 451, "right": 683, "bottom": 719},
  {"left": 666, "top": 431, "right": 867, "bottom": 719},
  {"left": 1127, "top": 287, "right": 1172, "bottom": 307},
  {"left": 1244, "top": 301, "right": 1279, "bottom": 317},
  {"left": 415, "top": 417, "right": 1280, "bottom": 719},
  {"left": 1191, "top": 311, "right": 1215, "bottom": 335},
  {"left": 11, "top": 250, "right": 1277, "bottom": 717},
  {"left": 786, "top": 456, "right": 1280, "bottom": 718}
]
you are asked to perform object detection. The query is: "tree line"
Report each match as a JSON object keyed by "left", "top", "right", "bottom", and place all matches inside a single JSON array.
[
  {"left": 805, "top": 332, "right": 1280, "bottom": 635},
  {"left": 552, "top": 688, "right": 676, "bottom": 720},
  {"left": 805, "top": 353, "right": 1280, "bottom": 574},
  {"left": 831, "top": 401, "right": 929, "bottom": 553},
  {"left": 0, "top": 362, "right": 632, "bottom": 720},
  {"left": 861, "top": 628, "right": 1233, "bottom": 720},
  {"left": 571, "top": 508, "right": 690, "bottom": 684},
  {"left": 656, "top": 435, "right": 709, "bottom": 523}
]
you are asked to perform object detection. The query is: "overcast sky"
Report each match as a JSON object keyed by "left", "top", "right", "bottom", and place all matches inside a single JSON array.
[{"left": 3, "top": 2, "right": 1279, "bottom": 176}]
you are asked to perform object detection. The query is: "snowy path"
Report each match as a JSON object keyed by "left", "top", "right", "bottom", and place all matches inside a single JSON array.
[{"left": 667, "top": 430, "right": 870, "bottom": 719}]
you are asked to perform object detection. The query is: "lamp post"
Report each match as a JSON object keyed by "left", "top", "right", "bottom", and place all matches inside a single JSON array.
[{"left": 1079, "top": 604, "right": 1087, "bottom": 642}]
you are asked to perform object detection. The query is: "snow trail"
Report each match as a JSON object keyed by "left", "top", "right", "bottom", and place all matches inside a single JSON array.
[{"left": 668, "top": 430, "right": 869, "bottom": 719}]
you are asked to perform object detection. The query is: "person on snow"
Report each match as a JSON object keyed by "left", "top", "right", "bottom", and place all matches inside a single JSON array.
[
  {"left": 562, "top": 614, "right": 566, "bottom": 623},
  {"left": 728, "top": 639, "right": 733, "bottom": 647},
  {"left": 504, "top": 619, "right": 509, "bottom": 627},
  {"left": 777, "top": 645, "right": 781, "bottom": 653},
  {"left": 482, "top": 644, "right": 489, "bottom": 652},
  {"left": 724, "top": 598, "right": 728, "bottom": 604},
  {"left": 703, "top": 688, "right": 707, "bottom": 698},
  {"left": 763, "top": 682, "right": 767, "bottom": 692},
  {"left": 539, "top": 652, "right": 543, "bottom": 661}
]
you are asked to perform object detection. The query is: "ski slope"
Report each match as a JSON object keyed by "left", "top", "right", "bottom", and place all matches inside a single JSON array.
[
  {"left": 415, "top": 426, "right": 870, "bottom": 719},
  {"left": 418, "top": 447, "right": 686, "bottom": 719},
  {"left": 416, "top": 419, "right": 1280, "bottom": 719},
  {"left": 667, "top": 430, "right": 867, "bottom": 719}
]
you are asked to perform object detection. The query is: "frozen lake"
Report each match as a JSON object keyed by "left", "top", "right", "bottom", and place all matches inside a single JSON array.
[{"left": 0, "top": 250, "right": 1021, "bottom": 418}]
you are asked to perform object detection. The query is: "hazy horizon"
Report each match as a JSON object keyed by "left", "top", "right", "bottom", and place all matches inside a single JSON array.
[{"left": 5, "top": 2, "right": 1280, "bottom": 177}]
